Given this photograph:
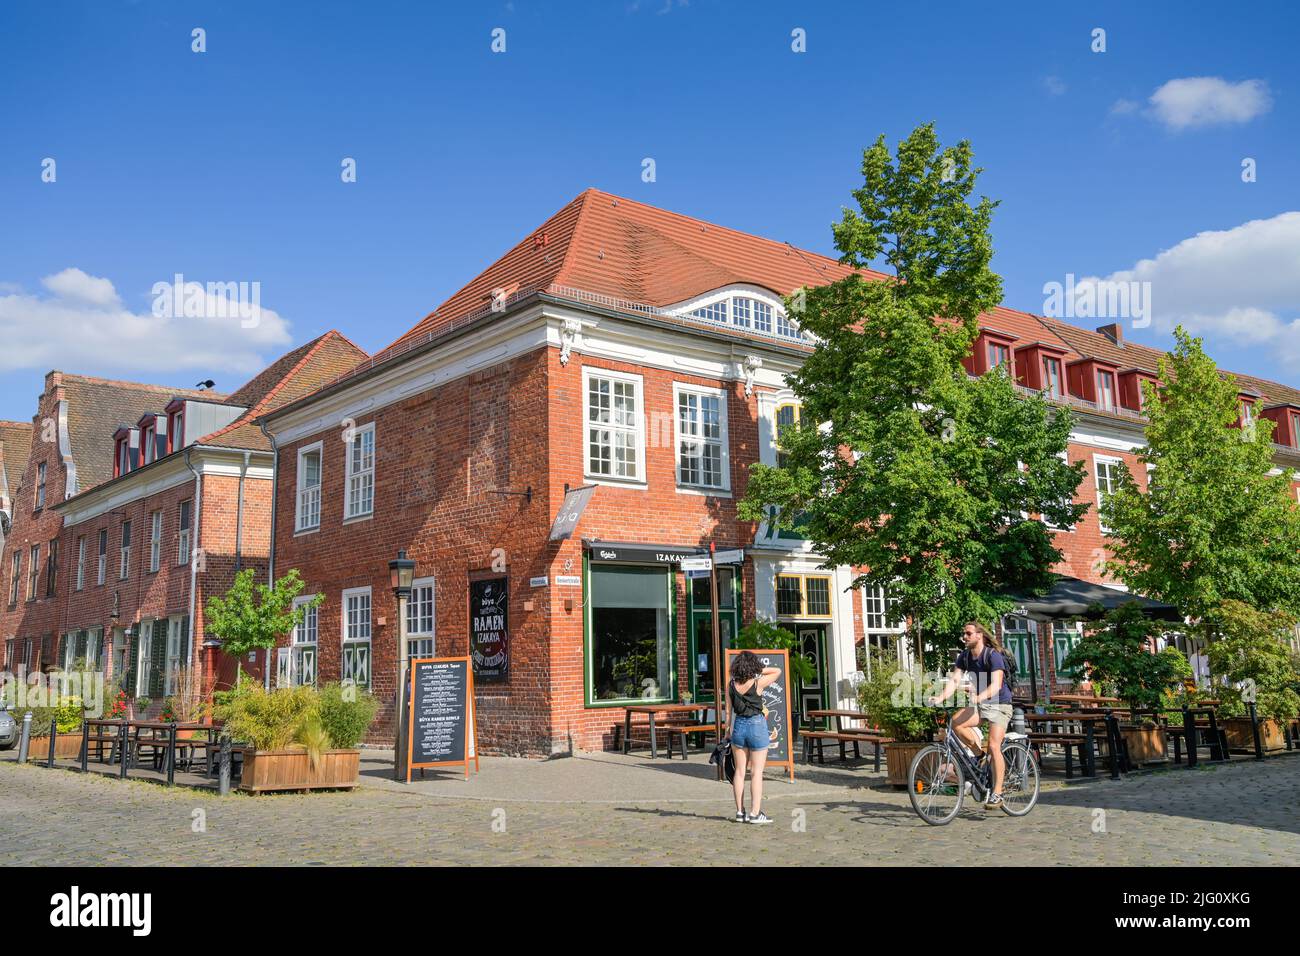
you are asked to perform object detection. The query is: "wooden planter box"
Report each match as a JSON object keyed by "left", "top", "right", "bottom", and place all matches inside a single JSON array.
[
  {"left": 1222, "top": 717, "right": 1287, "bottom": 753},
  {"left": 1121, "top": 725, "right": 1168, "bottom": 765},
  {"left": 27, "top": 733, "right": 86, "bottom": 760},
  {"left": 884, "top": 741, "right": 930, "bottom": 787},
  {"left": 239, "top": 748, "right": 361, "bottom": 792}
]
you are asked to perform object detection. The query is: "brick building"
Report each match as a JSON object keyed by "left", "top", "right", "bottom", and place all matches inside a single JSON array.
[
  {"left": 0, "top": 332, "right": 366, "bottom": 708},
  {"left": 260, "top": 189, "right": 1300, "bottom": 755},
  {"left": 0, "top": 420, "right": 34, "bottom": 564}
]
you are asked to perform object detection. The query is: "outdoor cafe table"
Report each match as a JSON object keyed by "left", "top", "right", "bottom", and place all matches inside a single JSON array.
[
  {"left": 805, "top": 709, "right": 885, "bottom": 734},
  {"left": 1049, "top": 694, "right": 1122, "bottom": 707},
  {"left": 1025, "top": 711, "right": 1124, "bottom": 777},
  {"left": 130, "top": 721, "right": 214, "bottom": 771},
  {"left": 621, "top": 703, "right": 712, "bottom": 758}
]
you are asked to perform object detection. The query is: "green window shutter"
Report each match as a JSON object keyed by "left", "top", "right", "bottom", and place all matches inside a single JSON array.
[
  {"left": 124, "top": 633, "right": 139, "bottom": 697},
  {"left": 148, "top": 628, "right": 166, "bottom": 698}
]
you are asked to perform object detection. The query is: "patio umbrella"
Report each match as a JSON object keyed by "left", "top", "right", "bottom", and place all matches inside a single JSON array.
[{"left": 1003, "top": 575, "right": 1183, "bottom": 704}]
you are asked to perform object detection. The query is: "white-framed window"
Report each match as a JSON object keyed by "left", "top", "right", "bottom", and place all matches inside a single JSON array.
[
  {"left": 63, "top": 631, "right": 77, "bottom": 670},
  {"left": 163, "top": 615, "right": 187, "bottom": 696},
  {"left": 863, "top": 584, "right": 902, "bottom": 632},
  {"left": 583, "top": 368, "right": 645, "bottom": 482},
  {"left": 8, "top": 550, "right": 19, "bottom": 605},
  {"left": 96, "top": 529, "right": 107, "bottom": 585},
  {"left": 1096, "top": 370, "right": 1116, "bottom": 411},
  {"left": 345, "top": 424, "right": 375, "bottom": 519},
  {"left": 753, "top": 300, "right": 774, "bottom": 334},
  {"left": 178, "top": 500, "right": 191, "bottom": 565},
  {"left": 136, "top": 619, "right": 154, "bottom": 697},
  {"left": 674, "top": 383, "right": 729, "bottom": 491},
  {"left": 141, "top": 422, "right": 155, "bottom": 464},
  {"left": 731, "top": 297, "right": 752, "bottom": 329},
  {"left": 407, "top": 576, "right": 436, "bottom": 659},
  {"left": 296, "top": 442, "right": 323, "bottom": 531},
  {"left": 289, "top": 595, "right": 319, "bottom": 687},
  {"left": 149, "top": 511, "right": 162, "bottom": 572},
  {"left": 35, "top": 462, "right": 46, "bottom": 509},
  {"left": 27, "top": 544, "right": 39, "bottom": 600},
  {"left": 776, "top": 309, "right": 800, "bottom": 339},
  {"left": 75, "top": 536, "right": 85, "bottom": 591},
  {"left": 342, "top": 586, "right": 372, "bottom": 688},
  {"left": 1041, "top": 450, "right": 1075, "bottom": 532},
  {"left": 689, "top": 300, "right": 728, "bottom": 323},
  {"left": 1093, "top": 455, "right": 1122, "bottom": 534},
  {"left": 85, "top": 627, "right": 102, "bottom": 670},
  {"left": 1042, "top": 356, "right": 1063, "bottom": 398},
  {"left": 119, "top": 520, "right": 131, "bottom": 580}
]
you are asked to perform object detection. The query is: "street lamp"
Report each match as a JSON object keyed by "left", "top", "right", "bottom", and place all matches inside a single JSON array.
[{"left": 389, "top": 550, "right": 416, "bottom": 781}]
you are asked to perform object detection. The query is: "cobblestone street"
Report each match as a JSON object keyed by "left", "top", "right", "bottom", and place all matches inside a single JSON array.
[{"left": 2, "top": 752, "right": 1297, "bottom": 866}]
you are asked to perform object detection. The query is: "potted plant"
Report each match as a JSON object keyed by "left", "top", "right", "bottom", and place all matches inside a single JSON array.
[
  {"left": 1063, "top": 604, "right": 1191, "bottom": 765},
  {"left": 1205, "top": 601, "right": 1300, "bottom": 753},
  {"left": 857, "top": 652, "right": 937, "bottom": 786},
  {"left": 216, "top": 682, "right": 378, "bottom": 792},
  {"left": 26, "top": 695, "right": 87, "bottom": 760}
]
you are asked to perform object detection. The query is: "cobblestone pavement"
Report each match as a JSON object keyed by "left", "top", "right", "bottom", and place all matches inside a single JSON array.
[{"left": 1, "top": 755, "right": 1296, "bottom": 866}]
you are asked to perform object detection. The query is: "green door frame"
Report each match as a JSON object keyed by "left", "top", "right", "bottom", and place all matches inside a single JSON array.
[
  {"left": 793, "top": 623, "right": 829, "bottom": 723},
  {"left": 686, "top": 566, "right": 740, "bottom": 704}
]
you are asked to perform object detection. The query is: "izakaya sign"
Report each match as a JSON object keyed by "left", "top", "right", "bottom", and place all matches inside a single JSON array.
[{"left": 469, "top": 577, "right": 508, "bottom": 682}]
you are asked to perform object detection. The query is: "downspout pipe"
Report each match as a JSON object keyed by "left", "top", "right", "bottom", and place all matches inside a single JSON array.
[
  {"left": 182, "top": 447, "right": 203, "bottom": 671},
  {"left": 258, "top": 420, "right": 279, "bottom": 691},
  {"left": 234, "top": 451, "right": 249, "bottom": 573}
]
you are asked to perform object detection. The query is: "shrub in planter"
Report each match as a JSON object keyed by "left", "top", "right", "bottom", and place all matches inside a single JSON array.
[
  {"left": 318, "top": 682, "right": 380, "bottom": 750},
  {"left": 1204, "top": 600, "right": 1300, "bottom": 729},
  {"left": 215, "top": 683, "right": 319, "bottom": 752},
  {"left": 858, "top": 652, "right": 938, "bottom": 784},
  {"left": 1062, "top": 604, "right": 1190, "bottom": 712}
]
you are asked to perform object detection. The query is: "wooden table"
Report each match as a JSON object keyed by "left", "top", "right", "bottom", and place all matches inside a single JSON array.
[
  {"left": 804, "top": 709, "right": 891, "bottom": 768},
  {"left": 621, "top": 704, "right": 713, "bottom": 759},
  {"left": 1049, "top": 694, "right": 1121, "bottom": 707},
  {"left": 806, "top": 709, "right": 884, "bottom": 733},
  {"left": 129, "top": 722, "right": 216, "bottom": 779}
]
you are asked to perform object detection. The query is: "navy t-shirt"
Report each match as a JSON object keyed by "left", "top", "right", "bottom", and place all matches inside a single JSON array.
[{"left": 956, "top": 647, "right": 1013, "bottom": 704}]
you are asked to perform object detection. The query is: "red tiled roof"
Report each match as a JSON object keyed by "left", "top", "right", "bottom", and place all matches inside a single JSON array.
[
  {"left": 0, "top": 421, "right": 33, "bottom": 497},
  {"left": 200, "top": 331, "right": 368, "bottom": 450},
  {"left": 344, "top": 188, "right": 1300, "bottom": 418}
]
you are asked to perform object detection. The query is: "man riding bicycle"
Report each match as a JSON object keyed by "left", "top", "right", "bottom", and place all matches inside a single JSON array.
[{"left": 930, "top": 621, "right": 1014, "bottom": 812}]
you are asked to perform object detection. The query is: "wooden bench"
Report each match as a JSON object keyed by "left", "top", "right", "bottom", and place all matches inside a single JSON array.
[
  {"left": 1027, "top": 732, "right": 1093, "bottom": 778},
  {"left": 801, "top": 730, "right": 892, "bottom": 770},
  {"left": 661, "top": 724, "right": 717, "bottom": 760}
]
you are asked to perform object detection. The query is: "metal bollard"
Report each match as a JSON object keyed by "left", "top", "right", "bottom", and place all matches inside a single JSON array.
[
  {"left": 80, "top": 720, "right": 89, "bottom": 772},
  {"left": 17, "top": 711, "right": 32, "bottom": 763},
  {"left": 46, "top": 718, "right": 57, "bottom": 768},
  {"left": 166, "top": 724, "right": 177, "bottom": 787},
  {"left": 118, "top": 721, "right": 129, "bottom": 780},
  {"left": 1248, "top": 701, "right": 1264, "bottom": 761},
  {"left": 1183, "top": 705, "right": 1198, "bottom": 768},
  {"left": 1011, "top": 707, "right": 1027, "bottom": 735},
  {"left": 218, "top": 737, "right": 231, "bottom": 796}
]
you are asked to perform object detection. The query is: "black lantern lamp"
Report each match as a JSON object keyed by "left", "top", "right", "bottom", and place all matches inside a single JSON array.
[{"left": 389, "top": 550, "right": 415, "bottom": 599}]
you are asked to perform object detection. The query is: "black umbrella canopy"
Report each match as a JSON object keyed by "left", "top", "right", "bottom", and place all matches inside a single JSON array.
[{"left": 1006, "top": 575, "right": 1183, "bottom": 623}]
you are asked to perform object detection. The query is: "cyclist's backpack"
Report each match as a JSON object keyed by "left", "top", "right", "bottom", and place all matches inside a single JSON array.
[{"left": 998, "top": 646, "right": 1018, "bottom": 691}]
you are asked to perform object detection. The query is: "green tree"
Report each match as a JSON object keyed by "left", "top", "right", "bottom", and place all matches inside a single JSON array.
[
  {"left": 1102, "top": 327, "right": 1300, "bottom": 625},
  {"left": 1062, "top": 603, "right": 1189, "bottom": 711},
  {"left": 735, "top": 618, "right": 814, "bottom": 684},
  {"left": 205, "top": 568, "right": 321, "bottom": 679},
  {"left": 1203, "top": 600, "right": 1300, "bottom": 725},
  {"left": 739, "top": 124, "right": 1086, "bottom": 657}
]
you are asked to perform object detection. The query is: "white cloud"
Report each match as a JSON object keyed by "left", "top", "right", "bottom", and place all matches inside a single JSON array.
[
  {"left": 1074, "top": 211, "right": 1300, "bottom": 365},
  {"left": 1142, "top": 77, "right": 1272, "bottom": 130},
  {"left": 0, "top": 268, "right": 293, "bottom": 377},
  {"left": 1043, "top": 75, "right": 1067, "bottom": 96}
]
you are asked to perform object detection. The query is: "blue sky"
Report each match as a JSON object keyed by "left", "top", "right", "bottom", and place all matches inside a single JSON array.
[{"left": 2, "top": 0, "right": 1298, "bottom": 416}]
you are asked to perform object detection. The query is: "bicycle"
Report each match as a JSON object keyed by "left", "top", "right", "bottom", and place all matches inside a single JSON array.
[{"left": 907, "top": 706, "right": 1040, "bottom": 825}]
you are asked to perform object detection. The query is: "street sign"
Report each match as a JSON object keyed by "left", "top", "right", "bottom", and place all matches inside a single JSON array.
[
  {"left": 713, "top": 548, "right": 744, "bottom": 565},
  {"left": 685, "top": 569, "right": 711, "bottom": 579},
  {"left": 680, "top": 557, "right": 713, "bottom": 572}
]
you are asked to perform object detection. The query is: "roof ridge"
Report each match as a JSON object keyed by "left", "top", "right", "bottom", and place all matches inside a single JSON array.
[
  {"left": 0, "top": 420, "right": 33, "bottom": 429},
  {"left": 198, "top": 332, "right": 345, "bottom": 444},
  {"left": 59, "top": 372, "right": 227, "bottom": 398}
]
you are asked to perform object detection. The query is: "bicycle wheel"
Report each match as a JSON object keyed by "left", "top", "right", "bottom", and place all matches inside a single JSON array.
[
  {"left": 999, "top": 739, "right": 1040, "bottom": 816},
  {"left": 908, "top": 744, "right": 965, "bottom": 826}
]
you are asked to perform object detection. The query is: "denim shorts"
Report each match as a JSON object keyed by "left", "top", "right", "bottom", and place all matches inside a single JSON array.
[{"left": 732, "top": 714, "right": 771, "bottom": 751}]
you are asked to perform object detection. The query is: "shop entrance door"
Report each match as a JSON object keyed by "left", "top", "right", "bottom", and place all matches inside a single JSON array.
[
  {"left": 795, "top": 624, "right": 828, "bottom": 719},
  {"left": 687, "top": 566, "right": 739, "bottom": 705}
]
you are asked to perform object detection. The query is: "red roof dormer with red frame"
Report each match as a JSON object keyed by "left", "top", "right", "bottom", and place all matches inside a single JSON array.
[
  {"left": 963, "top": 327, "right": 1019, "bottom": 378},
  {"left": 1260, "top": 403, "right": 1300, "bottom": 449},
  {"left": 1118, "top": 368, "right": 1160, "bottom": 413},
  {"left": 1014, "top": 341, "right": 1070, "bottom": 397},
  {"left": 111, "top": 425, "right": 139, "bottom": 478},
  {"left": 1066, "top": 357, "right": 1122, "bottom": 411}
]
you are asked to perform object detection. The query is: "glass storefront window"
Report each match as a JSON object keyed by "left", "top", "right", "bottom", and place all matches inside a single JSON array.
[{"left": 590, "top": 565, "right": 671, "bottom": 703}]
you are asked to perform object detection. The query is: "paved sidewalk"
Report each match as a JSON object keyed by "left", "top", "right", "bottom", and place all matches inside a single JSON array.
[{"left": 2, "top": 748, "right": 1297, "bottom": 866}]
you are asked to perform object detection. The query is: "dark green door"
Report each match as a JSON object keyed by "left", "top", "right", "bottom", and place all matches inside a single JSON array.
[
  {"left": 687, "top": 566, "right": 739, "bottom": 704},
  {"left": 796, "top": 624, "right": 828, "bottom": 720}
]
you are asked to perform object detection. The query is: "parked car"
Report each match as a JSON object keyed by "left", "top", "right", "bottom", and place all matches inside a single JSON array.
[{"left": 0, "top": 702, "right": 18, "bottom": 749}]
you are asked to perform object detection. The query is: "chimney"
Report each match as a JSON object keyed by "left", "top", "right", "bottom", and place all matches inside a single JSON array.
[{"left": 1096, "top": 323, "right": 1123, "bottom": 346}]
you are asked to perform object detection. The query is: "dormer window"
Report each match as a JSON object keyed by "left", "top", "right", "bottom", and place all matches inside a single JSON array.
[
  {"left": 1239, "top": 398, "right": 1255, "bottom": 429},
  {"left": 166, "top": 401, "right": 186, "bottom": 454},
  {"left": 140, "top": 419, "right": 156, "bottom": 465},
  {"left": 115, "top": 436, "right": 131, "bottom": 478},
  {"left": 1096, "top": 369, "right": 1117, "bottom": 411},
  {"left": 673, "top": 287, "right": 798, "bottom": 341},
  {"left": 964, "top": 329, "right": 1018, "bottom": 377},
  {"left": 988, "top": 341, "right": 1011, "bottom": 370},
  {"left": 1292, "top": 411, "right": 1300, "bottom": 449},
  {"left": 1042, "top": 356, "right": 1063, "bottom": 398}
]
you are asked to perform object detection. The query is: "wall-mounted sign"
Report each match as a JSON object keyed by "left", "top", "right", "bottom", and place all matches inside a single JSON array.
[
  {"left": 549, "top": 485, "right": 597, "bottom": 541},
  {"left": 529, "top": 576, "right": 549, "bottom": 588},
  {"left": 555, "top": 575, "right": 582, "bottom": 587},
  {"left": 713, "top": 548, "right": 745, "bottom": 565},
  {"left": 586, "top": 543, "right": 703, "bottom": 565},
  {"left": 406, "top": 656, "right": 479, "bottom": 781},
  {"left": 469, "top": 577, "right": 509, "bottom": 683},
  {"left": 680, "top": 557, "right": 713, "bottom": 573}
]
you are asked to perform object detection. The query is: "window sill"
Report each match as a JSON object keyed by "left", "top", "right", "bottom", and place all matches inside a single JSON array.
[
  {"left": 343, "top": 513, "right": 373, "bottom": 526},
  {"left": 583, "top": 476, "right": 648, "bottom": 490},
  {"left": 675, "top": 485, "right": 732, "bottom": 498},
  {"left": 294, "top": 525, "right": 320, "bottom": 538}
]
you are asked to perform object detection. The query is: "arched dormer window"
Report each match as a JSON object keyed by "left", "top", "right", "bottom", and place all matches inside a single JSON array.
[{"left": 667, "top": 285, "right": 804, "bottom": 342}]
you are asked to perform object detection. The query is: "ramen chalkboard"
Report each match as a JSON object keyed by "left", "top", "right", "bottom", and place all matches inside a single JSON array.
[
  {"left": 406, "top": 656, "right": 479, "bottom": 780},
  {"left": 724, "top": 648, "right": 795, "bottom": 781}
]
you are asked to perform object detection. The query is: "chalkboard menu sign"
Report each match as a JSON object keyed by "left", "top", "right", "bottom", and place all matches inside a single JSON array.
[
  {"left": 469, "top": 577, "right": 509, "bottom": 682},
  {"left": 724, "top": 648, "right": 795, "bottom": 781},
  {"left": 406, "top": 656, "right": 479, "bottom": 780}
]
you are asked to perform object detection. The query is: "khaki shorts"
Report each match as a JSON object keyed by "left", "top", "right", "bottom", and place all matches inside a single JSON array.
[{"left": 978, "top": 702, "right": 1013, "bottom": 729}]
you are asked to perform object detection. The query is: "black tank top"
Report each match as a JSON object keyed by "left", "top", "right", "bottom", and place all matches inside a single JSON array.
[{"left": 729, "top": 678, "right": 765, "bottom": 718}]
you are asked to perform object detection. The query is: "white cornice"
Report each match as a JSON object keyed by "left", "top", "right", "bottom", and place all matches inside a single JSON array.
[{"left": 58, "top": 447, "right": 271, "bottom": 526}]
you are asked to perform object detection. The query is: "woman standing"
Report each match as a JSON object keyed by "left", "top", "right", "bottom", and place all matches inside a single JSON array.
[{"left": 728, "top": 651, "right": 782, "bottom": 824}]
